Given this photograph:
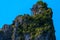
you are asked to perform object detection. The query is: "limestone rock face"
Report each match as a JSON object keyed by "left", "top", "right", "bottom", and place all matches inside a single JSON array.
[
  {"left": 0, "top": 24, "right": 13, "bottom": 40},
  {"left": 0, "top": 1, "right": 56, "bottom": 40}
]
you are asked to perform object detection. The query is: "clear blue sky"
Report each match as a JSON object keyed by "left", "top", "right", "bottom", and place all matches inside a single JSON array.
[{"left": 0, "top": 0, "right": 60, "bottom": 40}]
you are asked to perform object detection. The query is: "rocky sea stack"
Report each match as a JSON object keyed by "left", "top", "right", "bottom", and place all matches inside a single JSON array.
[{"left": 0, "top": 1, "right": 56, "bottom": 40}]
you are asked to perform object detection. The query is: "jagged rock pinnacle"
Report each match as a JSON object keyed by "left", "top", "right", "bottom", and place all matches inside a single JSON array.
[{"left": 0, "top": 1, "right": 56, "bottom": 40}]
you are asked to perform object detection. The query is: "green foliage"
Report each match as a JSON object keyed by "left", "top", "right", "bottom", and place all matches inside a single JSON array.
[
  {"left": 0, "top": 30, "right": 3, "bottom": 33},
  {"left": 15, "top": 1, "right": 54, "bottom": 39},
  {"left": 0, "top": 1, "right": 55, "bottom": 40},
  {"left": 16, "top": 9, "right": 53, "bottom": 39}
]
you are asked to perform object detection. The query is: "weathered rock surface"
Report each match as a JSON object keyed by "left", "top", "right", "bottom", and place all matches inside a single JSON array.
[{"left": 0, "top": 1, "right": 56, "bottom": 40}]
